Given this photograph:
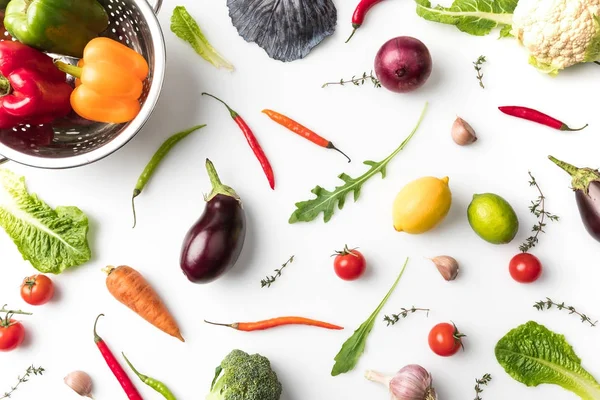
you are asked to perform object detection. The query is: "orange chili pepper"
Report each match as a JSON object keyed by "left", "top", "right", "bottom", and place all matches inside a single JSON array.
[
  {"left": 55, "top": 37, "right": 149, "bottom": 123},
  {"left": 204, "top": 316, "right": 344, "bottom": 331}
]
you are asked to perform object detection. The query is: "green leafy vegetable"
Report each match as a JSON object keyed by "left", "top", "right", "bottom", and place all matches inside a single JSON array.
[
  {"left": 332, "top": 258, "right": 409, "bottom": 376},
  {"left": 170, "top": 6, "right": 234, "bottom": 71},
  {"left": 290, "top": 103, "right": 427, "bottom": 224},
  {"left": 495, "top": 321, "right": 600, "bottom": 400},
  {"left": 0, "top": 169, "right": 91, "bottom": 274},
  {"left": 415, "top": 0, "right": 516, "bottom": 36}
]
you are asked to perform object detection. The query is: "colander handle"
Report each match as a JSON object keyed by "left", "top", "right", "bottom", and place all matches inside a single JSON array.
[
  {"left": 146, "top": 0, "right": 163, "bottom": 13},
  {"left": 0, "top": 156, "right": 7, "bottom": 165}
]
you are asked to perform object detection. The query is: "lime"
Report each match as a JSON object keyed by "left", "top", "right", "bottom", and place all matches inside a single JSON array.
[{"left": 467, "top": 193, "right": 519, "bottom": 244}]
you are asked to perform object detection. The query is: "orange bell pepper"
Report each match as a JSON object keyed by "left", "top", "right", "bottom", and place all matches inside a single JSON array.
[{"left": 55, "top": 37, "right": 149, "bottom": 124}]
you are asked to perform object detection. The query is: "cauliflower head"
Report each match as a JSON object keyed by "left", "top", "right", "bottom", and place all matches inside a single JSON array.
[{"left": 512, "top": 0, "right": 600, "bottom": 75}]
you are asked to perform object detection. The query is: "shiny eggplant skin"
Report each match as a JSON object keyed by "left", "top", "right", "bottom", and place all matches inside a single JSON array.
[
  {"left": 180, "top": 193, "right": 246, "bottom": 283},
  {"left": 575, "top": 181, "right": 600, "bottom": 242}
]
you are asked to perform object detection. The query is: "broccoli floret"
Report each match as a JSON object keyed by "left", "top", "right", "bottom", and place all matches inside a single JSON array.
[{"left": 206, "top": 349, "right": 283, "bottom": 400}]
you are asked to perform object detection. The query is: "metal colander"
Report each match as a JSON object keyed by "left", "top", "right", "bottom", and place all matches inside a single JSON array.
[{"left": 0, "top": 0, "right": 166, "bottom": 168}]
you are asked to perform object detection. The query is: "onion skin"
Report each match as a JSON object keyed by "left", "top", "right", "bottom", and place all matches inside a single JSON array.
[{"left": 374, "top": 37, "right": 432, "bottom": 93}]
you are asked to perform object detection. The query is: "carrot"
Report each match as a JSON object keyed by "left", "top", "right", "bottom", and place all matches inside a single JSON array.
[{"left": 103, "top": 265, "right": 184, "bottom": 342}]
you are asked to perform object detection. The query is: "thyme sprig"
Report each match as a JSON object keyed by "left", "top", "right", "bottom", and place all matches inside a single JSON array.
[
  {"left": 383, "top": 306, "right": 430, "bottom": 326},
  {"left": 261, "top": 255, "right": 294, "bottom": 288},
  {"left": 534, "top": 297, "right": 597, "bottom": 327},
  {"left": 474, "top": 373, "right": 492, "bottom": 400},
  {"left": 473, "top": 56, "right": 486, "bottom": 89},
  {"left": 519, "top": 171, "right": 559, "bottom": 252},
  {"left": 322, "top": 71, "right": 381, "bottom": 88},
  {"left": 1, "top": 366, "right": 45, "bottom": 399}
]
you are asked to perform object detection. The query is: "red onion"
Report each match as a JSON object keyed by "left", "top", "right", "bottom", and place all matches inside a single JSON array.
[{"left": 374, "top": 37, "right": 432, "bottom": 93}]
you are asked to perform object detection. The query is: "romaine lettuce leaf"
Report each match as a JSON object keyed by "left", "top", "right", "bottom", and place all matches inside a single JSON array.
[
  {"left": 495, "top": 321, "right": 600, "bottom": 400},
  {"left": 415, "top": 0, "right": 516, "bottom": 36},
  {"left": 0, "top": 169, "right": 91, "bottom": 274}
]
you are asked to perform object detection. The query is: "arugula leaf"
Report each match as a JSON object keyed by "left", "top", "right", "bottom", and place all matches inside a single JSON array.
[
  {"left": 170, "top": 6, "right": 234, "bottom": 71},
  {"left": 0, "top": 169, "right": 91, "bottom": 274},
  {"left": 415, "top": 0, "right": 516, "bottom": 36},
  {"left": 289, "top": 103, "right": 428, "bottom": 224},
  {"left": 495, "top": 321, "right": 600, "bottom": 400},
  {"left": 332, "top": 258, "right": 409, "bottom": 376}
]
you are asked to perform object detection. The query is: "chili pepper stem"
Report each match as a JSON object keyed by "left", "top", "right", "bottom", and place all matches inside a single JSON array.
[
  {"left": 54, "top": 60, "right": 82, "bottom": 79},
  {"left": 327, "top": 142, "right": 351, "bottom": 163},
  {"left": 0, "top": 75, "right": 11, "bottom": 96},
  {"left": 204, "top": 320, "right": 239, "bottom": 329},
  {"left": 121, "top": 353, "right": 148, "bottom": 381},
  {"left": 205, "top": 159, "right": 240, "bottom": 202},
  {"left": 201, "top": 92, "right": 238, "bottom": 119},
  {"left": 131, "top": 189, "right": 140, "bottom": 229},
  {"left": 345, "top": 26, "right": 359, "bottom": 43},
  {"left": 93, "top": 314, "right": 104, "bottom": 343},
  {"left": 560, "top": 123, "right": 588, "bottom": 132}
]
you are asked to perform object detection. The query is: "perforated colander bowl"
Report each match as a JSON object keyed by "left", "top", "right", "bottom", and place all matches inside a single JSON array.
[{"left": 0, "top": 0, "right": 166, "bottom": 168}]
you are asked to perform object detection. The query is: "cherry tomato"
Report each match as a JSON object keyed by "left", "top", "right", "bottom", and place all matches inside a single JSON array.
[
  {"left": 0, "top": 320, "right": 25, "bottom": 352},
  {"left": 509, "top": 253, "right": 542, "bottom": 283},
  {"left": 333, "top": 245, "right": 366, "bottom": 281},
  {"left": 428, "top": 322, "right": 465, "bottom": 357},
  {"left": 20, "top": 274, "right": 55, "bottom": 306}
]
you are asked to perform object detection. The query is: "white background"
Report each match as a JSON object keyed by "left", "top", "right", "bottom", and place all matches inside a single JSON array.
[{"left": 2, "top": 1, "right": 600, "bottom": 399}]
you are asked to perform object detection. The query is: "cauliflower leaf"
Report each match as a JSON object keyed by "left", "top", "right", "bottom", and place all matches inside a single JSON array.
[{"left": 415, "top": 0, "right": 516, "bottom": 36}]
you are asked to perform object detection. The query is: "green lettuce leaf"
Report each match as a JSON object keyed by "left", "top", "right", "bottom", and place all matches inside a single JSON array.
[
  {"left": 170, "top": 6, "right": 234, "bottom": 71},
  {"left": 415, "top": 0, "right": 516, "bottom": 36},
  {"left": 0, "top": 169, "right": 91, "bottom": 274},
  {"left": 495, "top": 321, "right": 600, "bottom": 400}
]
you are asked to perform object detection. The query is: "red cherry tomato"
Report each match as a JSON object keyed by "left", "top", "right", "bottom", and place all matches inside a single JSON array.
[
  {"left": 509, "top": 253, "right": 542, "bottom": 283},
  {"left": 428, "top": 322, "right": 465, "bottom": 357},
  {"left": 20, "top": 274, "right": 55, "bottom": 306},
  {"left": 333, "top": 245, "right": 366, "bottom": 281},
  {"left": 0, "top": 320, "right": 25, "bottom": 352}
]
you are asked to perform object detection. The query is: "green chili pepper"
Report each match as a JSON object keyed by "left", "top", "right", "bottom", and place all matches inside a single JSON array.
[
  {"left": 122, "top": 353, "right": 177, "bottom": 400},
  {"left": 131, "top": 124, "right": 206, "bottom": 228}
]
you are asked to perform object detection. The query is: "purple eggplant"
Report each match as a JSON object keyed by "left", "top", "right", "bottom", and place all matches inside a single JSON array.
[
  {"left": 180, "top": 159, "right": 246, "bottom": 283},
  {"left": 549, "top": 155, "right": 600, "bottom": 242}
]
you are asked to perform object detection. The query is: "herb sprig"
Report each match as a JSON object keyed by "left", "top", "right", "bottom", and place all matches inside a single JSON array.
[
  {"left": 260, "top": 255, "right": 295, "bottom": 288},
  {"left": 1, "top": 366, "right": 45, "bottom": 399},
  {"left": 534, "top": 297, "right": 597, "bottom": 327},
  {"left": 474, "top": 373, "right": 492, "bottom": 400},
  {"left": 383, "top": 306, "right": 430, "bottom": 326},
  {"left": 473, "top": 56, "right": 486, "bottom": 88},
  {"left": 322, "top": 71, "right": 381, "bottom": 88},
  {"left": 519, "top": 171, "right": 559, "bottom": 252}
]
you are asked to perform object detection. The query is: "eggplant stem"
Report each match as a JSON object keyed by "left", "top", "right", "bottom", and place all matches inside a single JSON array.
[
  {"left": 205, "top": 159, "right": 240, "bottom": 202},
  {"left": 548, "top": 155, "right": 579, "bottom": 177}
]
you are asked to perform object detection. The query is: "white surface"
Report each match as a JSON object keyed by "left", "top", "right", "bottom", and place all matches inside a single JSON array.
[{"left": 2, "top": 1, "right": 600, "bottom": 399}]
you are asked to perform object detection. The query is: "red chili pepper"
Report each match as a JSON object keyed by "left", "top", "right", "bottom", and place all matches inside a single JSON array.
[
  {"left": 204, "top": 316, "right": 344, "bottom": 331},
  {"left": 498, "top": 106, "right": 587, "bottom": 132},
  {"left": 93, "top": 314, "right": 144, "bottom": 400},
  {"left": 0, "top": 41, "right": 72, "bottom": 129},
  {"left": 262, "top": 109, "right": 351, "bottom": 162},
  {"left": 202, "top": 93, "right": 275, "bottom": 190},
  {"left": 346, "top": 0, "right": 385, "bottom": 43}
]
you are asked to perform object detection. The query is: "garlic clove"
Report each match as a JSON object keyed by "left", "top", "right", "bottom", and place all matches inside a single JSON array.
[
  {"left": 430, "top": 256, "right": 459, "bottom": 281},
  {"left": 451, "top": 117, "right": 477, "bottom": 146},
  {"left": 64, "top": 370, "right": 94, "bottom": 398}
]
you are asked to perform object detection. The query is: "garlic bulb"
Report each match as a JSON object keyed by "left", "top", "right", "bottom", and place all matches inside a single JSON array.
[
  {"left": 430, "top": 255, "right": 459, "bottom": 281},
  {"left": 451, "top": 117, "right": 477, "bottom": 145},
  {"left": 365, "top": 365, "right": 437, "bottom": 400},
  {"left": 64, "top": 371, "right": 94, "bottom": 398}
]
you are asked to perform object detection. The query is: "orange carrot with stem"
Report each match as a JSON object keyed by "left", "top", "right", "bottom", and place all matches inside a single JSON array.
[
  {"left": 204, "top": 316, "right": 343, "bottom": 331},
  {"left": 103, "top": 265, "right": 184, "bottom": 342}
]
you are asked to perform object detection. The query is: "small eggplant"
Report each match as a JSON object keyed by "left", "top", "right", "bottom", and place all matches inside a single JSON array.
[
  {"left": 549, "top": 155, "right": 600, "bottom": 242},
  {"left": 180, "top": 159, "right": 246, "bottom": 283}
]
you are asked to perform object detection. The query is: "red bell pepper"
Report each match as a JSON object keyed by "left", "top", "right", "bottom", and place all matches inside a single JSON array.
[{"left": 0, "top": 41, "right": 72, "bottom": 129}]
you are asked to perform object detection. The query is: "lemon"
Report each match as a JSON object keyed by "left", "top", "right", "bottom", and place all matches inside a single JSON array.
[
  {"left": 393, "top": 176, "right": 452, "bottom": 234},
  {"left": 467, "top": 193, "right": 519, "bottom": 244}
]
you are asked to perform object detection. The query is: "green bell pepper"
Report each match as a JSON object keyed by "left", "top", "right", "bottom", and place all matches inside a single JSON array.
[{"left": 4, "top": 0, "right": 109, "bottom": 57}]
